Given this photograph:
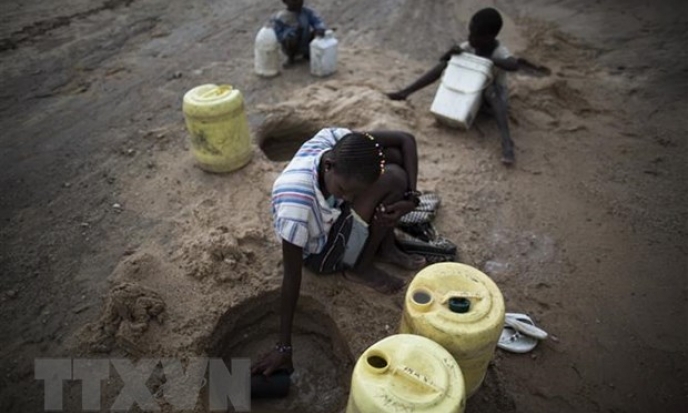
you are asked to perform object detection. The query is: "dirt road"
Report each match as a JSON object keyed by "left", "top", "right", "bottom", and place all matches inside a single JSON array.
[{"left": 1, "top": 0, "right": 686, "bottom": 412}]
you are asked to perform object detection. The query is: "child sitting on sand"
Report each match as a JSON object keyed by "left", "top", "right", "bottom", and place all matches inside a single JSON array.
[
  {"left": 388, "top": 8, "right": 528, "bottom": 165},
  {"left": 251, "top": 128, "right": 426, "bottom": 376},
  {"left": 272, "top": 0, "right": 327, "bottom": 65}
]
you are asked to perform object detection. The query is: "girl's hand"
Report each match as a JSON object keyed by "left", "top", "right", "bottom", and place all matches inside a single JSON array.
[
  {"left": 374, "top": 200, "right": 416, "bottom": 227},
  {"left": 251, "top": 349, "right": 294, "bottom": 376}
]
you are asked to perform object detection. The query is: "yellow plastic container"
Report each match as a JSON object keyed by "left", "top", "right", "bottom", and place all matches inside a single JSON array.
[
  {"left": 346, "top": 334, "right": 465, "bottom": 413},
  {"left": 182, "top": 84, "right": 252, "bottom": 173},
  {"left": 400, "top": 262, "right": 505, "bottom": 397}
]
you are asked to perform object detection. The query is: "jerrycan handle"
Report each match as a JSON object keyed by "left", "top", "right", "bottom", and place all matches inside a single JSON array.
[
  {"left": 440, "top": 291, "right": 485, "bottom": 309},
  {"left": 392, "top": 365, "right": 444, "bottom": 394},
  {"left": 200, "top": 85, "right": 232, "bottom": 99}
]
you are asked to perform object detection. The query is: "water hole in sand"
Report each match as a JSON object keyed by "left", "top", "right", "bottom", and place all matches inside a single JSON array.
[
  {"left": 203, "top": 291, "right": 353, "bottom": 413},
  {"left": 256, "top": 117, "right": 321, "bottom": 162}
]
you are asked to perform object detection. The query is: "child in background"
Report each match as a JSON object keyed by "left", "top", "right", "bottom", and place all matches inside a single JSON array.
[
  {"left": 272, "top": 0, "right": 326, "bottom": 65},
  {"left": 251, "top": 128, "right": 426, "bottom": 377},
  {"left": 388, "top": 8, "right": 523, "bottom": 165}
]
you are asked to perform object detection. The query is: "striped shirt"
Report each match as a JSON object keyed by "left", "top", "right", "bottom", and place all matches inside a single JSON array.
[{"left": 271, "top": 128, "right": 351, "bottom": 255}]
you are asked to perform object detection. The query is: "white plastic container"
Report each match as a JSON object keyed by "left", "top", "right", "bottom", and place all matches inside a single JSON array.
[
  {"left": 309, "top": 29, "right": 338, "bottom": 77},
  {"left": 254, "top": 26, "right": 281, "bottom": 77},
  {"left": 430, "top": 53, "right": 494, "bottom": 129}
]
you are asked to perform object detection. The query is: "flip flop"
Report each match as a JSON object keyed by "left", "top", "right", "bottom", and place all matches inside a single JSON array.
[
  {"left": 418, "top": 192, "right": 441, "bottom": 210},
  {"left": 396, "top": 237, "right": 457, "bottom": 262},
  {"left": 497, "top": 326, "right": 538, "bottom": 353},
  {"left": 397, "top": 221, "right": 438, "bottom": 243},
  {"left": 399, "top": 192, "right": 441, "bottom": 225},
  {"left": 504, "top": 313, "right": 548, "bottom": 340}
]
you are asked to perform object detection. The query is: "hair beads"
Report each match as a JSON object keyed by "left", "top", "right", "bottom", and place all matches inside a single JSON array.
[
  {"left": 363, "top": 132, "right": 386, "bottom": 174},
  {"left": 331, "top": 131, "right": 386, "bottom": 185}
]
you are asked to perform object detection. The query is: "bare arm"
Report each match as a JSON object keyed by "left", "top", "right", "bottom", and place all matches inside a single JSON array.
[
  {"left": 388, "top": 46, "right": 461, "bottom": 100},
  {"left": 367, "top": 130, "right": 419, "bottom": 192},
  {"left": 491, "top": 56, "right": 519, "bottom": 71},
  {"left": 516, "top": 57, "right": 551, "bottom": 76},
  {"left": 279, "top": 240, "right": 303, "bottom": 346},
  {"left": 493, "top": 55, "right": 552, "bottom": 75},
  {"left": 387, "top": 61, "right": 448, "bottom": 100},
  {"left": 251, "top": 239, "right": 303, "bottom": 376}
]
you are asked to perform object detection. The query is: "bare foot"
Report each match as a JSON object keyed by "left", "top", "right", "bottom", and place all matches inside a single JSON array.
[
  {"left": 387, "top": 91, "right": 408, "bottom": 101},
  {"left": 343, "top": 266, "right": 404, "bottom": 294},
  {"left": 501, "top": 152, "right": 515, "bottom": 166},
  {"left": 282, "top": 56, "right": 297, "bottom": 69},
  {"left": 377, "top": 248, "right": 427, "bottom": 270}
]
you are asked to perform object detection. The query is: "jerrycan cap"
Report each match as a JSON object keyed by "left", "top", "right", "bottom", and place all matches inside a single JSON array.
[{"left": 448, "top": 297, "right": 470, "bottom": 314}]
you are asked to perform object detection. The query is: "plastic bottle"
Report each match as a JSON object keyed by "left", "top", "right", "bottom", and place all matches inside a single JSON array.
[
  {"left": 309, "top": 29, "right": 338, "bottom": 77},
  {"left": 254, "top": 26, "right": 281, "bottom": 77}
]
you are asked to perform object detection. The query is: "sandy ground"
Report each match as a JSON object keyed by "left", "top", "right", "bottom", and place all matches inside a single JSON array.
[{"left": 1, "top": 0, "right": 687, "bottom": 412}]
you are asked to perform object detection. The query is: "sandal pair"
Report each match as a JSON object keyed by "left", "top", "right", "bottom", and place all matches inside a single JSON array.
[{"left": 497, "top": 313, "right": 548, "bottom": 353}]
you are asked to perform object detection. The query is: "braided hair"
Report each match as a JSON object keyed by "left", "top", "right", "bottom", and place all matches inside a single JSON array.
[{"left": 330, "top": 132, "right": 385, "bottom": 185}]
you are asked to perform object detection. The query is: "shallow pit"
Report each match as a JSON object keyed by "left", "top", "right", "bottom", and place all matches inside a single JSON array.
[
  {"left": 204, "top": 291, "right": 353, "bottom": 413},
  {"left": 256, "top": 117, "right": 321, "bottom": 161}
]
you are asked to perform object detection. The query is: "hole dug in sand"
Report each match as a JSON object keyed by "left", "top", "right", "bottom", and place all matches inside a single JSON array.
[
  {"left": 257, "top": 117, "right": 321, "bottom": 162},
  {"left": 205, "top": 291, "right": 353, "bottom": 413},
  {"left": 255, "top": 82, "right": 418, "bottom": 163}
]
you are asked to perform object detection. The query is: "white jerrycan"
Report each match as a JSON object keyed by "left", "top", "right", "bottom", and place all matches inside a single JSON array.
[
  {"left": 254, "top": 26, "right": 281, "bottom": 77},
  {"left": 309, "top": 29, "right": 338, "bottom": 77},
  {"left": 430, "top": 53, "right": 494, "bottom": 129}
]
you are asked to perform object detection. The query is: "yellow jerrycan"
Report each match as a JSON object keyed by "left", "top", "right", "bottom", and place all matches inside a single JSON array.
[
  {"left": 182, "top": 84, "right": 253, "bottom": 173},
  {"left": 400, "top": 262, "right": 505, "bottom": 397},
  {"left": 346, "top": 334, "right": 466, "bottom": 413}
]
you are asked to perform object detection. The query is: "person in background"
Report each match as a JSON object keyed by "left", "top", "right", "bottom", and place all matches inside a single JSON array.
[
  {"left": 388, "top": 8, "right": 527, "bottom": 165},
  {"left": 272, "top": 0, "right": 326, "bottom": 65}
]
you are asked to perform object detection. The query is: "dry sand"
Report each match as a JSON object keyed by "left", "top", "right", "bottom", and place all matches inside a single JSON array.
[{"left": 0, "top": 0, "right": 686, "bottom": 412}]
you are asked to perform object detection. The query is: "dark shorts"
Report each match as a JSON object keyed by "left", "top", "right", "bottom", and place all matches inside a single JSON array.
[
  {"left": 304, "top": 208, "right": 369, "bottom": 274},
  {"left": 341, "top": 209, "right": 369, "bottom": 268}
]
